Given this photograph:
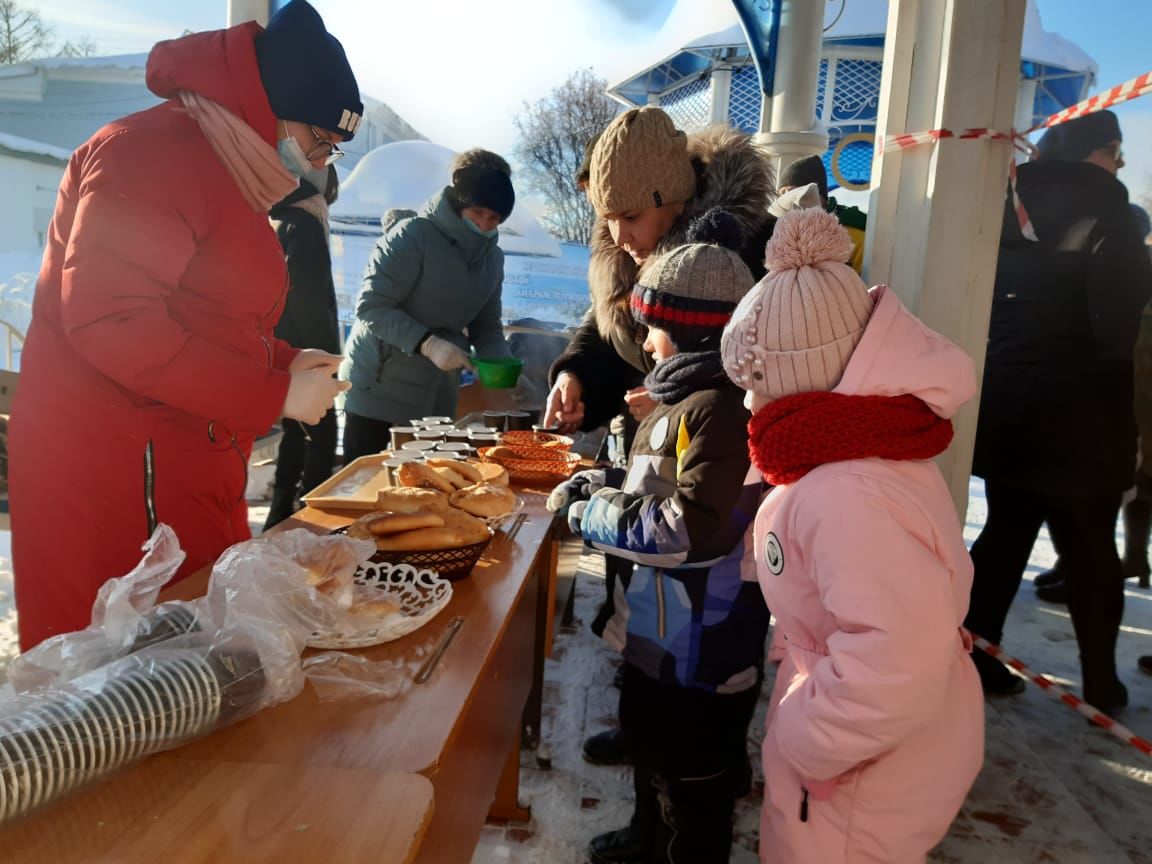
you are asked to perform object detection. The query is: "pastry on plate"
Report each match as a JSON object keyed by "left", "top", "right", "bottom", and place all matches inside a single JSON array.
[{"left": 449, "top": 483, "right": 517, "bottom": 518}]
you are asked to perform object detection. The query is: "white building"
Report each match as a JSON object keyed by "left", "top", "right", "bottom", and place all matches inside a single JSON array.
[{"left": 0, "top": 52, "right": 422, "bottom": 287}]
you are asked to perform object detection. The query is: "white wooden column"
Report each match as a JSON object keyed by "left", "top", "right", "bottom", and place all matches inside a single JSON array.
[
  {"left": 227, "top": 0, "right": 270, "bottom": 26},
  {"left": 865, "top": 0, "right": 1027, "bottom": 516}
]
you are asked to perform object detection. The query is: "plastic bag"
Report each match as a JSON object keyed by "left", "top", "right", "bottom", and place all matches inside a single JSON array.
[
  {"left": 0, "top": 523, "right": 383, "bottom": 825},
  {"left": 302, "top": 651, "right": 414, "bottom": 703},
  {"left": 8, "top": 525, "right": 188, "bottom": 692}
]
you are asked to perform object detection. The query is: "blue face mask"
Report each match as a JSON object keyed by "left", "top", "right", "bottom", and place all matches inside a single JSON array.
[
  {"left": 278, "top": 136, "right": 312, "bottom": 178},
  {"left": 464, "top": 215, "right": 500, "bottom": 239}
]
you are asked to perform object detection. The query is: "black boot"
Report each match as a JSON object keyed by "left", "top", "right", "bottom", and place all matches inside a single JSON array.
[
  {"left": 263, "top": 486, "right": 298, "bottom": 531},
  {"left": 1122, "top": 495, "right": 1152, "bottom": 588},
  {"left": 1034, "top": 563, "right": 1065, "bottom": 589},
  {"left": 1083, "top": 677, "right": 1128, "bottom": 714},
  {"left": 1036, "top": 579, "right": 1069, "bottom": 604},
  {"left": 588, "top": 827, "right": 647, "bottom": 864},
  {"left": 583, "top": 727, "right": 630, "bottom": 766},
  {"left": 1138, "top": 656, "right": 1152, "bottom": 676},
  {"left": 971, "top": 647, "right": 1025, "bottom": 696}
]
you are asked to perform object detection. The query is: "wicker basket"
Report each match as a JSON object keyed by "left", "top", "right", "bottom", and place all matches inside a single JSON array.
[
  {"left": 499, "top": 430, "right": 574, "bottom": 450},
  {"left": 334, "top": 527, "right": 494, "bottom": 582},
  {"left": 370, "top": 531, "right": 494, "bottom": 582},
  {"left": 477, "top": 446, "right": 581, "bottom": 484}
]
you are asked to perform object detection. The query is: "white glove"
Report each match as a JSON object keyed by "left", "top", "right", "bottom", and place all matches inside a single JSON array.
[{"left": 420, "top": 335, "right": 474, "bottom": 372}]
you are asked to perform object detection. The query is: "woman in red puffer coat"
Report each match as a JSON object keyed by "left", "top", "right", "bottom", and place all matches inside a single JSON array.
[{"left": 10, "top": 1, "right": 360, "bottom": 650}]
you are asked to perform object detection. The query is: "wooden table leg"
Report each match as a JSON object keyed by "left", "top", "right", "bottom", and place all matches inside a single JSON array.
[
  {"left": 543, "top": 522, "right": 561, "bottom": 658},
  {"left": 521, "top": 524, "right": 552, "bottom": 751},
  {"left": 488, "top": 730, "right": 531, "bottom": 823}
]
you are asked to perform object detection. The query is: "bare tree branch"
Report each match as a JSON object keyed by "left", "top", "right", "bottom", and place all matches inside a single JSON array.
[
  {"left": 0, "top": 0, "right": 54, "bottom": 65},
  {"left": 513, "top": 69, "right": 620, "bottom": 245}
]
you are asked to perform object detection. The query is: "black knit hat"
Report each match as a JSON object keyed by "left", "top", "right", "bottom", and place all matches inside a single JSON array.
[
  {"left": 255, "top": 0, "right": 364, "bottom": 140},
  {"left": 778, "top": 154, "right": 828, "bottom": 198},
  {"left": 1037, "top": 110, "right": 1122, "bottom": 162},
  {"left": 453, "top": 166, "right": 516, "bottom": 221}
]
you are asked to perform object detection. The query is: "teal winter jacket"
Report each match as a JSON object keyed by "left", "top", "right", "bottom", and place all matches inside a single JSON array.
[{"left": 340, "top": 188, "right": 510, "bottom": 422}]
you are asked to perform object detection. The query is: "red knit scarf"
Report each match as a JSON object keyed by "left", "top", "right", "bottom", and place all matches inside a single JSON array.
[{"left": 748, "top": 391, "right": 954, "bottom": 486}]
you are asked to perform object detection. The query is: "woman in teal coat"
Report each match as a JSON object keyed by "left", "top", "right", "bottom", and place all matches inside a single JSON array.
[{"left": 340, "top": 149, "right": 514, "bottom": 459}]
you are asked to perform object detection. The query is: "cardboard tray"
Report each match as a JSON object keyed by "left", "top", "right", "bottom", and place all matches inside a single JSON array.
[{"left": 300, "top": 453, "right": 395, "bottom": 511}]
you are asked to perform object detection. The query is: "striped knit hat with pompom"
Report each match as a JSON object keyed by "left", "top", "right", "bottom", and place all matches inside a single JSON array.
[
  {"left": 721, "top": 208, "right": 874, "bottom": 405},
  {"left": 630, "top": 242, "right": 755, "bottom": 352}
]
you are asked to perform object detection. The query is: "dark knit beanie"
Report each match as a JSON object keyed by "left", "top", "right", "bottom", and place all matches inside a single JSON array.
[
  {"left": 778, "top": 154, "right": 828, "bottom": 198},
  {"left": 1036, "top": 110, "right": 1121, "bottom": 162},
  {"left": 453, "top": 166, "right": 515, "bottom": 221},
  {"left": 255, "top": 0, "right": 364, "bottom": 139},
  {"left": 631, "top": 243, "right": 755, "bottom": 351}
]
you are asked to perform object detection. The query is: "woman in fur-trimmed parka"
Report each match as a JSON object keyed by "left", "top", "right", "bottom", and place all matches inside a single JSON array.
[{"left": 544, "top": 107, "right": 775, "bottom": 436}]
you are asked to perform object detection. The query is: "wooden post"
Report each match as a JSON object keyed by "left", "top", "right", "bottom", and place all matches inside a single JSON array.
[{"left": 865, "top": 0, "right": 1027, "bottom": 517}]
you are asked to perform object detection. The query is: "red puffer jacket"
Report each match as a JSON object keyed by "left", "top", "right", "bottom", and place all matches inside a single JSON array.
[{"left": 9, "top": 23, "right": 299, "bottom": 650}]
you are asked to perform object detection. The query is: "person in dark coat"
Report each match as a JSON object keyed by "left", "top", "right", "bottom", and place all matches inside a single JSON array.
[
  {"left": 966, "top": 110, "right": 1152, "bottom": 710},
  {"left": 264, "top": 165, "right": 342, "bottom": 528}
]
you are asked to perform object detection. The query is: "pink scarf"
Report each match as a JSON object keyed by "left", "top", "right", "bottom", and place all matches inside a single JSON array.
[{"left": 177, "top": 91, "right": 297, "bottom": 212}]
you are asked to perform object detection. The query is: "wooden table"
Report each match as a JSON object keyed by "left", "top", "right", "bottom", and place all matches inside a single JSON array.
[
  {"left": 3, "top": 759, "right": 433, "bottom": 864},
  {"left": 158, "top": 489, "right": 559, "bottom": 864}
]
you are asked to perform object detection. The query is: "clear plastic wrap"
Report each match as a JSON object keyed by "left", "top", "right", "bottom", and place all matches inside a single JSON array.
[{"left": 0, "top": 524, "right": 394, "bottom": 825}]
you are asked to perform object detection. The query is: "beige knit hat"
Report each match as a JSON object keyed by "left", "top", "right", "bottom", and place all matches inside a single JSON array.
[
  {"left": 721, "top": 208, "right": 874, "bottom": 403},
  {"left": 588, "top": 107, "right": 697, "bottom": 217}
]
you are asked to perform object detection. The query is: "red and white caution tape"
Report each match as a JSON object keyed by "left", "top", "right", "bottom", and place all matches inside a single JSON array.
[
  {"left": 973, "top": 635, "right": 1152, "bottom": 758},
  {"left": 1038, "top": 70, "right": 1152, "bottom": 129},
  {"left": 878, "top": 69, "right": 1152, "bottom": 241}
]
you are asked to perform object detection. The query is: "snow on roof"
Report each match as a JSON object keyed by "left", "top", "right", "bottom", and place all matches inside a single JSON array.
[
  {"left": 24, "top": 53, "right": 147, "bottom": 72},
  {"left": 0, "top": 131, "right": 70, "bottom": 163},
  {"left": 331, "top": 140, "right": 561, "bottom": 258},
  {"left": 611, "top": 0, "right": 1095, "bottom": 96}
]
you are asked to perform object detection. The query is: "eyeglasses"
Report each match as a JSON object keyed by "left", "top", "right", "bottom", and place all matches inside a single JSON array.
[{"left": 306, "top": 125, "right": 344, "bottom": 165}]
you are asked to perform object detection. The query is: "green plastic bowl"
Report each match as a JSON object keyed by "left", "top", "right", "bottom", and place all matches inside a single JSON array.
[{"left": 473, "top": 356, "right": 524, "bottom": 389}]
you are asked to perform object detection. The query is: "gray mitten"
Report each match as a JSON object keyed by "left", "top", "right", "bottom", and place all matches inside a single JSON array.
[{"left": 546, "top": 469, "right": 608, "bottom": 515}]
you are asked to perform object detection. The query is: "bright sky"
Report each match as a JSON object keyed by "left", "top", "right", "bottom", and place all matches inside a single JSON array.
[{"left": 36, "top": 0, "right": 1152, "bottom": 206}]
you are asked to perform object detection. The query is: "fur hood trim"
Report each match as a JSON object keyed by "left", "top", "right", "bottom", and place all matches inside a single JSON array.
[{"left": 590, "top": 124, "right": 775, "bottom": 344}]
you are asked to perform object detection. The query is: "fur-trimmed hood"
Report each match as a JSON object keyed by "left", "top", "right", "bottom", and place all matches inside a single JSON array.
[{"left": 589, "top": 124, "right": 775, "bottom": 364}]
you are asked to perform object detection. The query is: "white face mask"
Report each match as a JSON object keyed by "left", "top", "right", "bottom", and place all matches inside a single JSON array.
[{"left": 278, "top": 136, "right": 312, "bottom": 177}]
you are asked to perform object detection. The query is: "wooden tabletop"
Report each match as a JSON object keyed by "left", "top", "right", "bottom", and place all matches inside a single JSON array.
[
  {"left": 2, "top": 758, "right": 433, "bottom": 864},
  {"left": 158, "top": 489, "right": 554, "bottom": 776}
]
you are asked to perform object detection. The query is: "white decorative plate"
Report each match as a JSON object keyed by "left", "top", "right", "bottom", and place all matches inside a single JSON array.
[{"left": 306, "top": 563, "right": 452, "bottom": 650}]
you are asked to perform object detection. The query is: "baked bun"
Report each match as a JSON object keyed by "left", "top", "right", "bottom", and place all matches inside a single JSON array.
[
  {"left": 398, "top": 461, "right": 457, "bottom": 493},
  {"left": 487, "top": 445, "right": 520, "bottom": 461},
  {"left": 431, "top": 465, "right": 471, "bottom": 490},
  {"left": 376, "top": 487, "right": 451, "bottom": 513},
  {"left": 475, "top": 462, "right": 509, "bottom": 487},
  {"left": 541, "top": 439, "right": 570, "bottom": 451},
  {"left": 449, "top": 483, "right": 517, "bottom": 518},
  {"left": 366, "top": 511, "right": 445, "bottom": 536},
  {"left": 426, "top": 458, "right": 483, "bottom": 485},
  {"left": 373, "top": 525, "right": 478, "bottom": 551},
  {"left": 347, "top": 510, "right": 393, "bottom": 539}
]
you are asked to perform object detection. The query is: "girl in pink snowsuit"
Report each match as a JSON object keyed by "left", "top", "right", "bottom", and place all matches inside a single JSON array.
[{"left": 721, "top": 208, "right": 985, "bottom": 863}]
